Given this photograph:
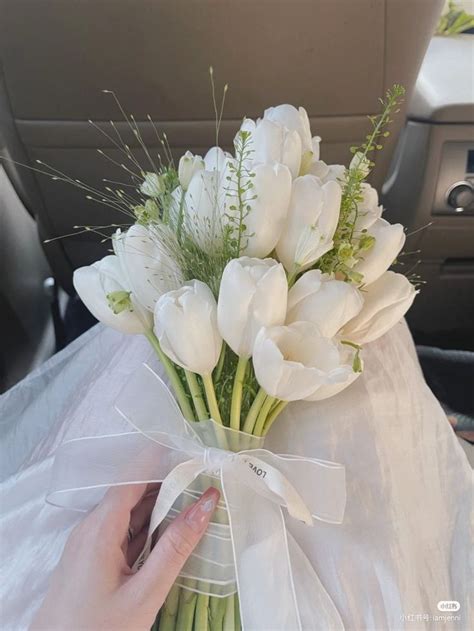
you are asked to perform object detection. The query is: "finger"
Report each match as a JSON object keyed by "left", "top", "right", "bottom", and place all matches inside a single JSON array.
[
  {"left": 121, "top": 491, "right": 159, "bottom": 554},
  {"left": 145, "top": 483, "right": 161, "bottom": 496},
  {"left": 126, "top": 527, "right": 149, "bottom": 568},
  {"left": 93, "top": 483, "right": 148, "bottom": 541},
  {"left": 128, "top": 486, "right": 220, "bottom": 606},
  {"left": 130, "top": 489, "right": 159, "bottom": 534}
]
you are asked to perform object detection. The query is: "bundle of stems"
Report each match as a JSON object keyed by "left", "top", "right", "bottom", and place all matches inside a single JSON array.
[{"left": 145, "top": 332, "right": 287, "bottom": 631}]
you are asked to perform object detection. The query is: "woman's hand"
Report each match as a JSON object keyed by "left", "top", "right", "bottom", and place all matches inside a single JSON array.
[{"left": 31, "top": 484, "right": 219, "bottom": 630}]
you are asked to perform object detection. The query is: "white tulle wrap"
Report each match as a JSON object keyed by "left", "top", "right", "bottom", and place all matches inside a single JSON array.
[
  {"left": 47, "top": 362, "right": 347, "bottom": 630},
  {"left": 0, "top": 320, "right": 471, "bottom": 630}
]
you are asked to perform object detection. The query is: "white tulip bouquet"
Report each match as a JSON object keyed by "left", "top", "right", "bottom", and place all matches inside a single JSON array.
[{"left": 57, "top": 83, "right": 418, "bottom": 631}]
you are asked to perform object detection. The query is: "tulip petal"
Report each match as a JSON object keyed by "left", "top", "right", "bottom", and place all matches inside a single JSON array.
[
  {"left": 73, "top": 258, "right": 147, "bottom": 334},
  {"left": 353, "top": 218, "right": 406, "bottom": 286},
  {"left": 287, "top": 271, "right": 364, "bottom": 337},
  {"left": 342, "top": 271, "right": 417, "bottom": 344}
]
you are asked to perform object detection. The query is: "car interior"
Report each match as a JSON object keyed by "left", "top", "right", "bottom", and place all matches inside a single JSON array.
[{"left": 1, "top": 0, "right": 473, "bottom": 453}]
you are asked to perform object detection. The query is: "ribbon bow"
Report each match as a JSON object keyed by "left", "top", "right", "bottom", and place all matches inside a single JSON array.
[{"left": 48, "top": 362, "right": 346, "bottom": 630}]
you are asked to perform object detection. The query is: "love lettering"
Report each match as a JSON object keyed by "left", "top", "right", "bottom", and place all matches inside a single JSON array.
[{"left": 247, "top": 460, "right": 267, "bottom": 479}]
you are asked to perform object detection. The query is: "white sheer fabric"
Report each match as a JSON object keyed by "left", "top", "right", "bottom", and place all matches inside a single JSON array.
[{"left": 0, "top": 321, "right": 471, "bottom": 630}]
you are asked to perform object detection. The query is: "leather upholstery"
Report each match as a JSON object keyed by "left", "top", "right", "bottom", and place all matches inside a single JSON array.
[{"left": 0, "top": 0, "right": 443, "bottom": 292}]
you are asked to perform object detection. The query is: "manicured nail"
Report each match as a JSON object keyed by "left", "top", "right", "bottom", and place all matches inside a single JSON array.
[{"left": 185, "top": 487, "right": 220, "bottom": 532}]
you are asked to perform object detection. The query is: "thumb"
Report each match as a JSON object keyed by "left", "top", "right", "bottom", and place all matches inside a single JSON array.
[{"left": 129, "top": 486, "right": 220, "bottom": 606}]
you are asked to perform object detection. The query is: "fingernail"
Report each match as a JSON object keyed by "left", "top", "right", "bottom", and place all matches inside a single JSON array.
[{"left": 185, "top": 487, "right": 220, "bottom": 532}]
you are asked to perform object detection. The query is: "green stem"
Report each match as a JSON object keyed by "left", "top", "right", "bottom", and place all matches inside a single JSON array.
[
  {"left": 230, "top": 357, "right": 248, "bottom": 431},
  {"left": 234, "top": 594, "right": 241, "bottom": 630},
  {"left": 263, "top": 400, "right": 289, "bottom": 436},
  {"left": 202, "top": 374, "right": 223, "bottom": 425},
  {"left": 242, "top": 388, "right": 267, "bottom": 434},
  {"left": 287, "top": 264, "right": 301, "bottom": 289},
  {"left": 222, "top": 594, "right": 235, "bottom": 631},
  {"left": 144, "top": 330, "right": 195, "bottom": 422},
  {"left": 185, "top": 371, "right": 209, "bottom": 421},
  {"left": 176, "top": 587, "right": 197, "bottom": 631},
  {"left": 194, "top": 593, "right": 210, "bottom": 631},
  {"left": 209, "top": 596, "right": 226, "bottom": 631},
  {"left": 253, "top": 395, "right": 275, "bottom": 437},
  {"left": 158, "top": 584, "right": 181, "bottom": 631},
  {"left": 177, "top": 189, "right": 186, "bottom": 243},
  {"left": 213, "top": 344, "right": 226, "bottom": 383}
]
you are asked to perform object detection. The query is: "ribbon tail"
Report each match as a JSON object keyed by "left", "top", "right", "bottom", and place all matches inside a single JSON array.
[
  {"left": 222, "top": 467, "right": 302, "bottom": 631},
  {"left": 133, "top": 459, "right": 205, "bottom": 570},
  {"left": 287, "top": 533, "right": 345, "bottom": 631}
]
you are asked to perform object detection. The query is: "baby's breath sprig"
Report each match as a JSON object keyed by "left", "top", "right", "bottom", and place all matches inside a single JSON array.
[{"left": 319, "top": 84, "right": 405, "bottom": 281}]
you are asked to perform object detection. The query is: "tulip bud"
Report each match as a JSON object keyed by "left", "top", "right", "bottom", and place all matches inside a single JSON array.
[
  {"left": 287, "top": 270, "right": 364, "bottom": 337},
  {"left": 154, "top": 280, "right": 222, "bottom": 375},
  {"left": 253, "top": 322, "right": 355, "bottom": 401},
  {"left": 217, "top": 257, "right": 288, "bottom": 358},
  {"left": 178, "top": 151, "right": 205, "bottom": 191},
  {"left": 140, "top": 172, "right": 165, "bottom": 198},
  {"left": 342, "top": 271, "right": 417, "bottom": 344},
  {"left": 113, "top": 225, "right": 183, "bottom": 312},
  {"left": 184, "top": 169, "right": 226, "bottom": 249},
  {"left": 263, "top": 104, "right": 313, "bottom": 154},
  {"left": 239, "top": 118, "right": 302, "bottom": 178},
  {"left": 203, "top": 146, "right": 232, "bottom": 172},
  {"left": 352, "top": 218, "right": 406, "bottom": 286},
  {"left": 73, "top": 255, "right": 152, "bottom": 334},
  {"left": 276, "top": 175, "right": 342, "bottom": 273},
  {"left": 228, "top": 162, "right": 292, "bottom": 258}
]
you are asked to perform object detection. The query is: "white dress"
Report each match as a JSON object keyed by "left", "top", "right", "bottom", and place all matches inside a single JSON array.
[{"left": 0, "top": 321, "right": 471, "bottom": 630}]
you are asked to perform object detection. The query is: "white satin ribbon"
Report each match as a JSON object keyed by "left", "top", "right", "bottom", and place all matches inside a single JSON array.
[{"left": 47, "top": 362, "right": 347, "bottom": 630}]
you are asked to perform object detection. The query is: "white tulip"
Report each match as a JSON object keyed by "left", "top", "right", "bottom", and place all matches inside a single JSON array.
[
  {"left": 353, "top": 218, "right": 406, "bottom": 286},
  {"left": 326, "top": 164, "right": 347, "bottom": 183},
  {"left": 304, "top": 344, "right": 361, "bottom": 401},
  {"left": 253, "top": 321, "right": 354, "bottom": 401},
  {"left": 229, "top": 162, "right": 292, "bottom": 258},
  {"left": 182, "top": 152, "right": 292, "bottom": 256},
  {"left": 73, "top": 255, "right": 151, "bottom": 334},
  {"left": 178, "top": 151, "right": 205, "bottom": 190},
  {"left": 353, "top": 183, "right": 383, "bottom": 232},
  {"left": 113, "top": 225, "right": 183, "bottom": 312},
  {"left": 307, "top": 160, "right": 346, "bottom": 185},
  {"left": 203, "top": 146, "right": 233, "bottom": 172},
  {"left": 276, "top": 175, "right": 342, "bottom": 273},
  {"left": 342, "top": 271, "right": 417, "bottom": 344},
  {"left": 263, "top": 104, "right": 313, "bottom": 154},
  {"left": 154, "top": 280, "right": 222, "bottom": 375},
  {"left": 287, "top": 270, "right": 364, "bottom": 337},
  {"left": 184, "top": 169, "right": 225, "bottom": 249},
  {"left": 239, "top": 118, "right": 302, "bottom": 178},
  {"left": 217, "top": 257, "right": 288, "bottom": 358},
  {"left": 140, "top": 172, "right": 165, "bottom": 198}
]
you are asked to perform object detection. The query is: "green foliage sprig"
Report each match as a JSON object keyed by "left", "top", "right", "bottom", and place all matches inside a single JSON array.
[
  {"left": 224, "top": 130, "right": 256, "bottom": 258},
  {"left": 319, "top": 84, "right": 405, "bottom": 282}
]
